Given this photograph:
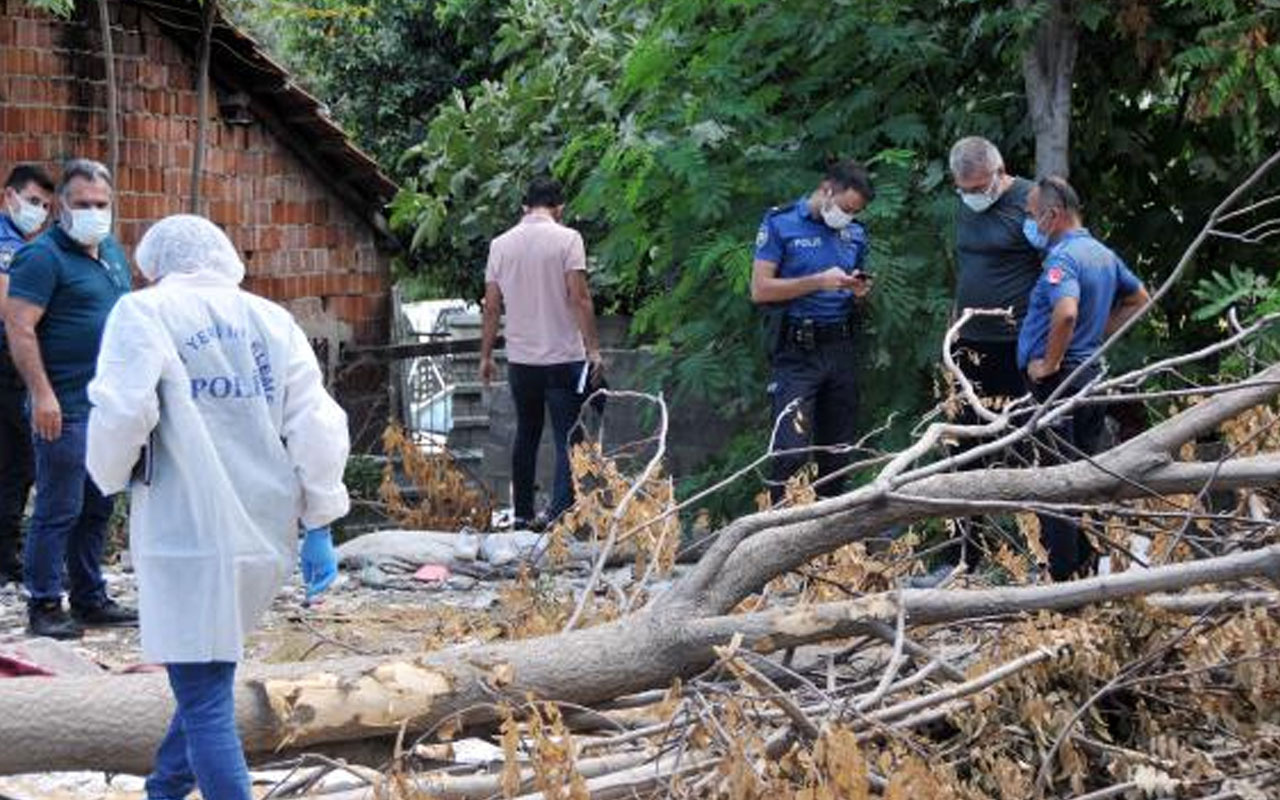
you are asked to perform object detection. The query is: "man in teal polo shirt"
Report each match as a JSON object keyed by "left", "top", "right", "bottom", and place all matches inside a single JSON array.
[{"left": 5, "top": 159, "right": 137, "bottom": 639}]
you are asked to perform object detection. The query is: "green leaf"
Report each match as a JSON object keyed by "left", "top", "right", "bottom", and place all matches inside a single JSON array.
[{"left": 25, "top": 0, "right": 74, "bottom": 14}]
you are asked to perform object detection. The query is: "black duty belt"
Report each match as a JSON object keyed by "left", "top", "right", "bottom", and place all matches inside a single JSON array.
[{"left": 784, "top": 318, "right": 854, "bottom": 347}]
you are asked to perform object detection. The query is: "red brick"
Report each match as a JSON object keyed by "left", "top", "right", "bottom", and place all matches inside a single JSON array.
[
  {"left": 357, "top": 294, "right": 386, "bottom": 319},
  {"left": 14, "top": 18, "right": 35, "bottom": 47},
  {"left": 327, "top": 295, "right": 360, "bottom": 321},
  {"left": 0, "top": 0, "right": 391, "bottom": 346},
  {"left": 257, "top": 227, "right": 282, "bottom": 251}
]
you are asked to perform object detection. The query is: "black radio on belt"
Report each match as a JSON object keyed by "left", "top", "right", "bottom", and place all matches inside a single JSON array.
[{"left": 786, "top": 318, "right": 852, "bottom": 350}]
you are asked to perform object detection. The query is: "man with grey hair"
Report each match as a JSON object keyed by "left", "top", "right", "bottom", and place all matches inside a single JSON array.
[
  {"left": 4, "top": 158, "right": 136, "bottom": 639},
  {"left": 935, "top": 136, "right": 1044, "bottom": 574}
]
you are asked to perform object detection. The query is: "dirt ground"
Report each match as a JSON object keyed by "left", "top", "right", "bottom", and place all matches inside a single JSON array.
[{"left": 0, "top": 563, "right": 517, "bottom": 799}]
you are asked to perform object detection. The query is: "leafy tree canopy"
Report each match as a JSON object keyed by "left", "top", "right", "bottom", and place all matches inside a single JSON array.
[
  {"left": 262, "top": 0, "right": 1280, "bottom": 515},
  {"left": 231, "top": 0, "right": 503, "bottom": 172}
]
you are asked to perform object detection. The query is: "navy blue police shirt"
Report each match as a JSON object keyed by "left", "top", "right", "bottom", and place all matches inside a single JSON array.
[
  {"left": 1017, "top": 228, "right": 1142, "bottom": 369},
  {"left": 6, "top": 225, "right": 131, "bottom": 417},
  {"left": 754, "top": 197, "right": 870, "bottom": 323},
  {"left": 0, "top": 213, "right": 27, "bottom": 355}
]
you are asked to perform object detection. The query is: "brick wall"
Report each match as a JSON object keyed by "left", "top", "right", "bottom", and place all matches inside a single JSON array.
[{"left": 0, "top": 0, "right": 391, "bottom": 347}]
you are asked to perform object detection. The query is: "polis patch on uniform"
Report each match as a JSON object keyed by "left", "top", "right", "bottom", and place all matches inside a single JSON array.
[
  {"left": 1047, "top": 266, "right": 1064, "bottom": 285},
  {"left": 756, "top": 228, "right": 768, "bottom": 247}
]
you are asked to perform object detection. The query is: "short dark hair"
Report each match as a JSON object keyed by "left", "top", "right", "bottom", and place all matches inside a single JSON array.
[
  {"left": 524, "top": 176, "right": 564, "bottom": 209},
  {"left": 824, "top": 159, "right": 876, "bottom": 203},
  {"left": 5, "top": 164, "right": 54, "bottom": 194},
  {"left": 1036, "top": 175, "right": 1081, "bottom": 216}
]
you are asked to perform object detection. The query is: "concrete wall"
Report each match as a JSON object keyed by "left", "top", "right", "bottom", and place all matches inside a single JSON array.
[{"left": 445, "top": 314, "right": 740, "bottom": 512}]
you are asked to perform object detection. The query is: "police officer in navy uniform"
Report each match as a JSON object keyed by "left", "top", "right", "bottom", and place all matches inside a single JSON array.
[
  {"left": 0, "top": 164, "right": 54, "bottom": 585},
  {"left": 1019, "top": 175, "right": 1149, "bottom": 580},
  {"left": 751, "top": 160, "right": 875, "bottom": 502}
]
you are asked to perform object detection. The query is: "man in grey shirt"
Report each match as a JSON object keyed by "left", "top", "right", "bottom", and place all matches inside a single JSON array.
[
  {"left": 925, "top": 137, "right": 1044, "bottom": 579},
  {"left": 950, "top": 136, "right": 1043, "bottom": 407}
]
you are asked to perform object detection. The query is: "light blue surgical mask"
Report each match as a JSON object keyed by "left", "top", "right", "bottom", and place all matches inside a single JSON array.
[{"left": 1023, "top": 217, "right": 1049, "bottom": 251}]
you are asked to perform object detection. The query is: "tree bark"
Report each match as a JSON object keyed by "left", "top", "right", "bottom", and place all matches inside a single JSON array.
[
  {"left": 1021, "top": 0, "right": 1077, "bottom": 178},
  {"left": 670, "top": 359, "right": 1280, "bottom": 613},
  {"left": 0, "top": 543, "right": 1276, "bottom": 775},
  {"left": 0, "top": 439, "right": 1276, "bottom": 774},
  {"left": 0, "top": 228, "right": 1275, "bottom": 775},
  {"left": 189, "top": 0, "right": 216, "bottom": 214}
]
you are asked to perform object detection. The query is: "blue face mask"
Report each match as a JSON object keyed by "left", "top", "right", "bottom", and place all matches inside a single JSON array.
[{"left": 1023, "top": 217, "right": 1049, "bottom": 251}]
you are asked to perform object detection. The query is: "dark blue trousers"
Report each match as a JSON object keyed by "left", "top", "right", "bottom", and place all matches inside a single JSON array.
[
  {"left": 0, "top": 355, "right": 31, "bottom": 575},
  {"left": 1030, "top": 366, "right": 1106, "bottom": 580},
  {"left": 507, "top": 361, "right": 586, "bottom": 521},
  {"left": 768, "top": 337, "right": 860, "bottom": 503}
]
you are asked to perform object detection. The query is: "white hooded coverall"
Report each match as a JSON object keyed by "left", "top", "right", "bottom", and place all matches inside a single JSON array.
[{"left": 86, "top": 215, "right": 350, "bottom": 663}]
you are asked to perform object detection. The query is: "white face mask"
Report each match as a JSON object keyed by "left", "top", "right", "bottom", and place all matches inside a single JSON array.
[
  {"left": 958, "top": 173, "right": 1002, "bottom": 213},
  {"left": 63, "top": 207, "right": 112, "bottom": 246},
  {"left": 10, "top": 198, "right": 47, "bottom": 236},
  {"left": 960, "top": 192, "right": 997, "bottom": 213},
  {"left": 821, "top": 193, "right": 855, "bottom": 230}
]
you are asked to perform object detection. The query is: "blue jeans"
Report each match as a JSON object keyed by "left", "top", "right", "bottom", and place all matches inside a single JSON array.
[
  {"left": 146, "top": 662, "right": 252, "bottom": 800},
  {"left": 24, "top": 417, "right": 111, "bottom": 608},
  {"left": 508, "top": 361, "right": 586, "bottom": 520}
]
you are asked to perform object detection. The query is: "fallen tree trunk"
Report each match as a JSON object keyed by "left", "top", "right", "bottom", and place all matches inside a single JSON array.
[
  {"left": 0, "top": 541, "right": 1276, "bottom": 775},
  {"left": 312, "top": 751, "right": 654, "bottom": 800},
  {"left": 2, "top": 320, "right": 1278, "bottom": 776}
]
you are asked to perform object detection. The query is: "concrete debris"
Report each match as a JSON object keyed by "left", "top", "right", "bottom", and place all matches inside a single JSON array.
[{"left": 0, "top": 636, "right": 104, "bottom": 678}]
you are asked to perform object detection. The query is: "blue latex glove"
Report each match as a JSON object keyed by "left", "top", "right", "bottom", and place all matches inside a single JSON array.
[{"left": 299, "top": 527, "right": 338, "bottom": 601}]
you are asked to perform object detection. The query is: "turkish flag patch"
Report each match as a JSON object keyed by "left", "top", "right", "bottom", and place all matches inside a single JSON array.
[{"left": 1047, "top": 267, "right": 1064, "bottom": 285}]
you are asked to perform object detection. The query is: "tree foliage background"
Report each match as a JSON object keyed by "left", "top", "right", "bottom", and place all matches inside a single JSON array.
[
  {"left": 228, "top": 0, "right": 504, "bottom": 171},
  {"left": 245, "top": 0, "right": 1280, "bottom": 517}
]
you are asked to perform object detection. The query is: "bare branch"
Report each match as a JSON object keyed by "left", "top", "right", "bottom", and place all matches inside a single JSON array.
[
  {"left": 942, "top": 307, "right": 1022, "bottom": 423},
  {"left": 565, "top": 390, "right": 670, "bottom": 632}
]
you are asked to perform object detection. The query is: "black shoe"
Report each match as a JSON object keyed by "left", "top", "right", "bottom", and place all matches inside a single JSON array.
[
  {"left": 27, "top": 601, "right": 84, "bottom": 640},
  {"left": 71, "top": 599, "right": 138, "bottom": 628}
]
